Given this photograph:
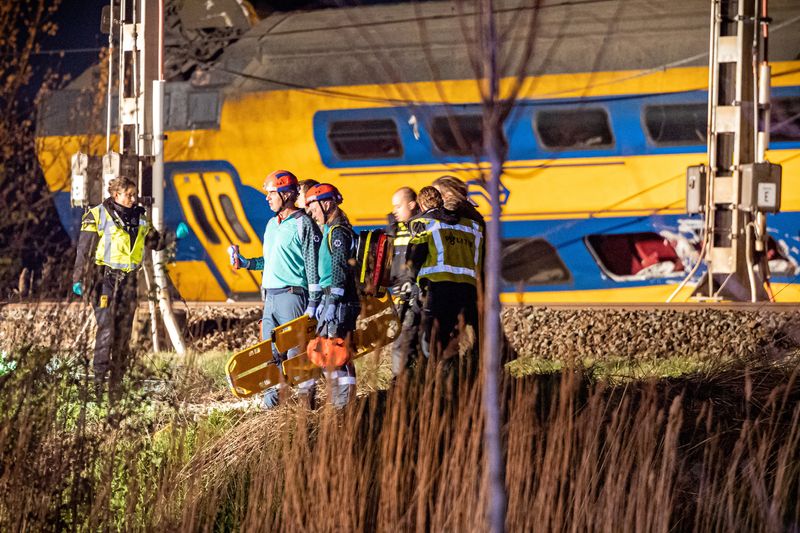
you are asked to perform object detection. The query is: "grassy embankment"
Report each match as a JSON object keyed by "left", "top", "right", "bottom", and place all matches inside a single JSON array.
[{"left": 1, "top": 308, "right": 799, "bottom": 531}]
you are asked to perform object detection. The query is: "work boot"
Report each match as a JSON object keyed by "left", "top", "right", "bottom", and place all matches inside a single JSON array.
[{"left": 92, "top": 376, "right": 107, "bottom": 404}]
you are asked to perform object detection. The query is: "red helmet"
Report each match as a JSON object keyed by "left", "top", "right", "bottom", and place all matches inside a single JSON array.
[
  {"left": 263, "top": 170, "right": 298, "bottom": 193},
  {"left": 305, "top": 183, "right": 343, "bottom": 205}
]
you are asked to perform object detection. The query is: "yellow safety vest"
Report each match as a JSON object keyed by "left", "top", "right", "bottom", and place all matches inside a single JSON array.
[
  {"left": 81, "top": 204, "right": 150, "bottom": 273},
  {"left": 393, "top": 221, "right": 411, "bottom": 248},
  {"left": 410, "top": 215, "right": 483, "bottom": 286}
]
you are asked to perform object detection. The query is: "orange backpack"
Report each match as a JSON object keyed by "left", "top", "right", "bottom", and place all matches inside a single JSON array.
[{"left": 306, "top": 336, "right": 351, "bottom": 368}]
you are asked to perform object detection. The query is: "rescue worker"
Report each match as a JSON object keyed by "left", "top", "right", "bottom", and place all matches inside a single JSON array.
[
  {"left": 407, "top": 186, "right": 483, "bottom": 361},
  {"left": 432, "top": 175, "right": 486, "bottom": 233},
  {"left": 385, "top": 187, "right": 421, "bottom": 376},
  {"left": 432, "top": 175, "right": 486, "bottom": 352},
  {"left": 71, "top": 176, "right": 170, "bottom": 393},
  {"left": 297, "top": 179, "right": 319, "bottom": 211},
  {"left": 305, "top": 183, "right": 359, "bottom": 407},
  {"left": 229, "top": 169, "right": 322, "bottom": 408}
]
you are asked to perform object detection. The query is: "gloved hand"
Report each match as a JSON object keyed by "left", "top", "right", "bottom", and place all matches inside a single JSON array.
[
  {"left": 400, "top": 281, "right": 413, "bottom": 299},
  {"left": 175, "top": 222, "right": 189, "bottom": 240},
  {"left": 320, "top": 302, "right": 338, "bottom": 324},
  {"left": 315, "top": 303, "right": 325, "bottom": 321},
  {"left": 72, "top": 282, "right": 83, "bottom": 296},
  {"left": 304, "top": 303, "right": 317, "bottom": 319},
  {"left": 227, "top": 245, "right": 249, "bottom": 269}
]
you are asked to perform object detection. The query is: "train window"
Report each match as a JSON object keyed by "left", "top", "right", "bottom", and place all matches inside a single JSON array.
[
  {"left": 187, "top": 91, "right": 220, "bottom": 129},
  {"left": 643, "top": 103, "right": 707, "bottom": 145},
  {"left": 585, "top": 232, "right": 684, "bottom": 280},
  {"left": 327, "top": 119, "right": 403, "bottom": 160},
  {"left": 534, "top": 108, "right": 613, "bottom": 150},
  {"left": 431, "top": 114, "right": 484, "bottom": 155},
  {"left": 219, "top": 194, "right": 251, "bottom": 243},
  {"left": 187, "top": 195, "right": 221, "bottom": 245},
  {"left": 501, "top": 238, "right": 571, "bottom": 285},
  {"left": 770, "top": 97, "right": 800, "bottom": 142},
  {"left": 765, "top": 236, "right": 799, "bottom": 277}
]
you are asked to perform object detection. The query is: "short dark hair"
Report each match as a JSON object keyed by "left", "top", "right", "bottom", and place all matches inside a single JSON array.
[
  {"left": 298, "top": 179, "right": 319, "bottom": 194},
  {"left": 418, "top": 186, "right": 443, "bottom": 211}
]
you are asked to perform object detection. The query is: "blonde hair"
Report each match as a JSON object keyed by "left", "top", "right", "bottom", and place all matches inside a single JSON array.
[{"left": 432, "top": 175, "right": 468, "bottom": 210}]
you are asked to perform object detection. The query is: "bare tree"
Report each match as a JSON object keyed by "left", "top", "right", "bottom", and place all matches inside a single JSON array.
[{"left": 0, "top": 0, "right": 66, "bottom": 299}]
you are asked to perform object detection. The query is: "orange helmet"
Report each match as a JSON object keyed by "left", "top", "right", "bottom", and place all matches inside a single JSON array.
[
  {"left": 305, "top": 183, "right": 343, "bottom": 205},
  {"left": 263, "top": 170, "right": 298, "bottom": 193}
]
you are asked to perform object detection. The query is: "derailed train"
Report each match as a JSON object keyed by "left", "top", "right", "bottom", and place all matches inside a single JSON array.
[{"left": 36, "top": 0, "right": 800, "bottom": 302}]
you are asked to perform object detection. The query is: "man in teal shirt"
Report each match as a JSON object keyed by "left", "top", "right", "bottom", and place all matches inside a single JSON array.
[{"left": 230, "top": 169, "right": 322, "bottom": 408}]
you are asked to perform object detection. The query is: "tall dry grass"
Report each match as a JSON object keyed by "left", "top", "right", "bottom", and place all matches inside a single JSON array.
[
  {"left": 1, "top": 334, "right": 799, "bottom": 531},
  {"left": 157, "top": 355, "right": 800, "bottom": 532}
]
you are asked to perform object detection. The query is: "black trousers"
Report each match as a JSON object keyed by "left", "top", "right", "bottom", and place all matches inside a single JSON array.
[
  {"left": 419, "top": 281, "right": 478, "bottom": 361},
  {"left": 91, "top": 268, "right": 138, "bottom": 385}
]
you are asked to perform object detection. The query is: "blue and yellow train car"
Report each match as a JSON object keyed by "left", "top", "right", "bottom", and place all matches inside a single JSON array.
[{"left": 36, "top": 0, "right": 800, "bottom": 302}]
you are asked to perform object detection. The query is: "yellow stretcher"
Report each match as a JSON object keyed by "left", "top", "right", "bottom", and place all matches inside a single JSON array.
[{"left": 225, "top": 294, "right": 400, "bottom": 398}]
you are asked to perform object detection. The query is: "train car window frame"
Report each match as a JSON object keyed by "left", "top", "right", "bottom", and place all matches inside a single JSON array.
[
  {"left": 501, "top": 238, "right": 572, "bottom": 286},
  {"left": 187, "top": 90, "right": 220, "bottom": 129},
  {"left": 218, "top": 193, "right": 251, "bottom": 244},
  {"left": 643, "top": 102, "right": 708, "bottom": 146},
  {"left": 533, "top": 107, "right": 614, "bottom": 151},
  {"left": 187, "top": 194, "right": 221, "bottom": 245},
  {"left": 584, "top": 232, "right": 685, "bottom": 282},
  {"left": 765, "top": 235, "right": 800, "bottom": 277},
  {"left": 326, "top": 118, "right": 404, "bottom": 161},
  {"left": 769, "top": 97, "right": 800, "bottom": 143},
  {"left": 430, "top": 113, "right": 486, "bottom": 156}
]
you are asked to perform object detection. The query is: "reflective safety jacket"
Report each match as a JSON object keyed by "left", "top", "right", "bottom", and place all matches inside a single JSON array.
[
  {"left": 408, "top": 208, "right": 484, "bottom": 286},
  {"left": 82, "top": 202, "right": 151, "bottom": 272},
  {"left": 386, "top": 219, "right": 414, "bottom": 290}
]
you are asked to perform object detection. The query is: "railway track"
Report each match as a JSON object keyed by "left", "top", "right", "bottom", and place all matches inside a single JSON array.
[
  {"left": 3, "top": 299, "right": 800, "bottom": 313},
  {"left": 3, "top": 299, "right": 799, "bottom": 361}
]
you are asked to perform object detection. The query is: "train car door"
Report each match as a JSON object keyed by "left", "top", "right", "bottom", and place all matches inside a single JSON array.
[{"left": 173, "top": 170, "right": 262, "bottom": 299}]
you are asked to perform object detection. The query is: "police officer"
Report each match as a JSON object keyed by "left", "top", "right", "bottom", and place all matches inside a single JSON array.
[
  {"left": 230, "top": 170, "right": 322, "bottom": 408},
  {"left": 305, "top": 183, "right": 359, "bottom": 407},
  {"left": 432, "top": 175, "right": 485, "bottom": 233},
  {"left": 71, "top": 176, "right": 170, "bottom": 392},
  {"left": 408, "top": 186, "right": 483, "bottom": 361},
  {"left": 386, "top": 187, "right": 421, "bottom": 376}
]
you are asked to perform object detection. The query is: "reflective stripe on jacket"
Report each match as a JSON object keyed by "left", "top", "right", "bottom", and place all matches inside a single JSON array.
[
  {"left": 409, "top": 215, "right": 483, "bottom": 286},
  {"left": 82, "top": 204, "right": 150, "bottom": 273}
]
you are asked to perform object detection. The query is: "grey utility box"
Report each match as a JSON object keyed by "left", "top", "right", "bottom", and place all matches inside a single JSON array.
[
  {"left": 686, "top": 164, "right": 707, "bottom": 214},
  {"left": 740, "top": 162, "right": 782, "bottom": 213}
]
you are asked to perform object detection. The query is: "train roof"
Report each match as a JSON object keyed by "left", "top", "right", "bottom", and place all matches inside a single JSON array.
[
  {"left": 209, "top": 0, "right": 800, "bottom": 93},
  {"left": 38, "top": 0, "right": 800, "bottom": 136}
]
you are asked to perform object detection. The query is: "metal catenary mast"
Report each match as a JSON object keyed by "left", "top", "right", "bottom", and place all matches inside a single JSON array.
[
  {"left": 686, "top": 0, "right": 782, "bottom": 302},
  {"left": 71, "top": 0, "right": 185, "bottom": 353}
]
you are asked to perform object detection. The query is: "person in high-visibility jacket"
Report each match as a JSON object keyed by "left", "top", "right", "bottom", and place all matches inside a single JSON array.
[
  {"left": 407, "top": 186, "right": 483, "bottom": 361},
  {"left": 230, "top": 169, "right": 322, "bottom": 409},
  {"left": 305, "top": 183, "right": 359, "bottom": 407},
  {"left": 71, "top": 176, "right": 169, "bottom": 390},
  {"left": 385, "top": 186, "right": 421, "bottom": 376}
]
